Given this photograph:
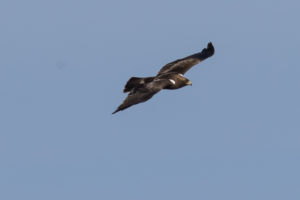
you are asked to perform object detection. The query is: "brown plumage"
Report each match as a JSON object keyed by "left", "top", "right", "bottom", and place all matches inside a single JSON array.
[{"left": 112, "top": 42, "right": 215, "bottom": 114}]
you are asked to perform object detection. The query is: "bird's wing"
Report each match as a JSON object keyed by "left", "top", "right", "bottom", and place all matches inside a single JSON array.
[
  {"left": 113, "top": 79, "right": 172, "bottom": 114},
  {"left": 157, "top": 42, "right": 214, "bottom": 75},
  {"left": 112, "top": 90, "right": 157, "bottom": 114}
]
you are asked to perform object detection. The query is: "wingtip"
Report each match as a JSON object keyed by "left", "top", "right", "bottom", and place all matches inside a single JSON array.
[
  {"left": 112, "top": 109, "right": 120, "bottom": 114},
  {"left": 207, "top": 42, "right": 215, "bottom": 56}
]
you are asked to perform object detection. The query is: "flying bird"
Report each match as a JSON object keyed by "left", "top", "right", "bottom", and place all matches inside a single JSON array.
[{"left": 112, "top": 42, "right": 215, "bottom": 114}]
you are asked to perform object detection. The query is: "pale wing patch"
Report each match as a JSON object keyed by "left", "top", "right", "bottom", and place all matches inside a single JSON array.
[
  {"left": 179, "top": 74, "right": 184, "bottom": 77},
  {"left": 169, "top": 79, "right": 176, "bottom": 85}
]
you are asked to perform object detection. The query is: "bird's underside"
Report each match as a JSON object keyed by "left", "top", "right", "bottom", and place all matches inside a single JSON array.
[{"left": 112, "top": 42, "right": 215, "bottom": 114}]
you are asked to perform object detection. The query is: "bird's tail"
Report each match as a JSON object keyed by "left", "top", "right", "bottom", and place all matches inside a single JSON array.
[{"left": 123, "top": 76, "right": 154, "bottom": 93}]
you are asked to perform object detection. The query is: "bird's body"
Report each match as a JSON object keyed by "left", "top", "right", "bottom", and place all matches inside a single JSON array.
[
  {"left": 112, "top": 42, "right": 215, "bottom": 114},
  {"left": 157, "top": 73, "right": 192, "bottom": 90}
]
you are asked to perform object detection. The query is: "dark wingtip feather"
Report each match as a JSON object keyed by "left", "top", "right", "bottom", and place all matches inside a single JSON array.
[
  {"left": 112, "top": 108, "right": 120, "bottom": 114},
  {"left": 206, "top": 42, "right": 215, "bottom": 57}
]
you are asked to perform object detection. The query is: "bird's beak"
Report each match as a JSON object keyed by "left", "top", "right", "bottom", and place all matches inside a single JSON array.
[{"left": 187, "top": 80, "right": 192, "bottom": 86}]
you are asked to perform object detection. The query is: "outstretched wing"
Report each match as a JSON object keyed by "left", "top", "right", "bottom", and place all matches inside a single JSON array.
[
  {"left": 113, "top": 79, "right": 172, "bottom": 114},
  {"left": 157, "top": 42, "right": 214, "bottom": 75},
  {"left": 112, "top": 89, "right": 157, "bottom": 114}
]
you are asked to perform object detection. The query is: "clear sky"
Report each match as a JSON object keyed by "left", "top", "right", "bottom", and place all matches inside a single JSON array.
[{"left": 1, "top": 0, "right": 299, "bottom": 199}]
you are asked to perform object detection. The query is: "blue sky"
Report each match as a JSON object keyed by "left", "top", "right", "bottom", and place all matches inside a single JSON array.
[{"left": 0, "top": 0, "right": 299, "bottom": 199}]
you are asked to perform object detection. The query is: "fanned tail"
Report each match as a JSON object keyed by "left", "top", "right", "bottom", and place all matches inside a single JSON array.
[{"left": 123, "top": 76, "right": 154, "bottom": 93}]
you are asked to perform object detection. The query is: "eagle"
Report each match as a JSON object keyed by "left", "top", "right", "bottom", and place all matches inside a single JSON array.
[{"left": 112, "top": 42, "right": 215, "bottom": 114}]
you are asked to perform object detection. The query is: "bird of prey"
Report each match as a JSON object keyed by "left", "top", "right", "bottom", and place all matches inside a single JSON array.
[{"left": 112, "top": 42, "right": 215, "bottom": 114}]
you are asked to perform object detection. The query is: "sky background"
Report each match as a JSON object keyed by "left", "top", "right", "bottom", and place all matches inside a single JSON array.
[{"left": 1, "top": 0, "right": 300, "bottom": 199}]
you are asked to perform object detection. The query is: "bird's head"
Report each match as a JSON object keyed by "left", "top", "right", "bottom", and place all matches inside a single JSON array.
[
  {"left": 185, "top": 79, "right": 192, "bottom": 86},
  {"left": 176, "top": 74, "right": 192, "bottom": 87}
]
